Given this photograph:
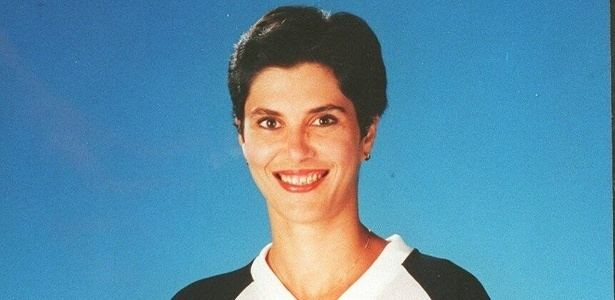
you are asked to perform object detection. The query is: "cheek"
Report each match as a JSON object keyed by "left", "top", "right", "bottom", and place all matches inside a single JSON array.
[
  {"left": 317, "top": 134, "right": 361, "bottom": 162},
  {"left": 243, "top": 135, "right": 279, "bottom": 167}
]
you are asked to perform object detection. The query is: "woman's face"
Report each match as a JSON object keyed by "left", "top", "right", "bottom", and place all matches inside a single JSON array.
[{"left": 239, "top": 62, "right": 377, "bottom": 224}]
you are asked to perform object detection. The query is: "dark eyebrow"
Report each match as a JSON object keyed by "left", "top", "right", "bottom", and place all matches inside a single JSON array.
[
  {"left": 249, "top": 104, "right": 346, "bottom": 117},
  {"left": 308, "top": 104, "right": 347, "bottom": 114},
  {"left": 249, "top": 108, "right": 281, "bottom": 117}
]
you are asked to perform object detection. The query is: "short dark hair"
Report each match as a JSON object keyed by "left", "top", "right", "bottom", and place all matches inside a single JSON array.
[{"left": 228, "top": 6, "right": 387, "bottom": 136}]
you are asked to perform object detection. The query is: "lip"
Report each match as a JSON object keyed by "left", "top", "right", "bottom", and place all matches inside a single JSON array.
[{"left": 273, "top": 169, "right": 329, "bottom": 193}]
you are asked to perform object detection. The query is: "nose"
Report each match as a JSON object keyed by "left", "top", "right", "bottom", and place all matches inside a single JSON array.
[{"left": 286, "top": 127, "right": 314, "bottom": 162}]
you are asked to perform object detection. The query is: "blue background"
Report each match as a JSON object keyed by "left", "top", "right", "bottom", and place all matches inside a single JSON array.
[{"left": 1, "top": 1, "right": 611, "bottom": 299}]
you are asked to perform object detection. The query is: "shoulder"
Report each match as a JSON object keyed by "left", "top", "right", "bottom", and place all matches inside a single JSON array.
[
  {"left": 402, "top": 250, "right": 490, "bottom": 300},
  {"left": 172, "top": 261, "right": 254, "bottom": 300}
]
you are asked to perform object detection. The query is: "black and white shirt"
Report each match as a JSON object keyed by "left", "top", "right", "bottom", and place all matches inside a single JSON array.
[{"left": 174, "top": 235, "right": 489, "bottom": 299}]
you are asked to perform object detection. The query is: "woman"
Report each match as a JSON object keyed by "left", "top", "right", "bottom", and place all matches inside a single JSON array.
[{"left": 175, "top": 6, "right": 489, "bottom": 300}]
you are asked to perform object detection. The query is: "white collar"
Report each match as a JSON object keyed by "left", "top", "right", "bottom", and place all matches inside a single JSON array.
[{"left": 250, "top": 234, "right": 415, "bottom": 299}]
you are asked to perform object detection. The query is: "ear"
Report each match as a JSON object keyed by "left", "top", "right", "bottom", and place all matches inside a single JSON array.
[
  {"left": 361, "top": 117, "right": 379, "bottom": 159},
  {"left": 235, "top": 118, "right": 247, "bottom": 157}
]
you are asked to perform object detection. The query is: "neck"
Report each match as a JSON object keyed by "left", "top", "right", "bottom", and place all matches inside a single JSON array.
[{"left": 266, "top": 218, "right": 386, "bottom": 299}]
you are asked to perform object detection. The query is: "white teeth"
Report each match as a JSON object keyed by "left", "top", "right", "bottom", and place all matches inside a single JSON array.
[
  {"left": 309, "top": 173, "right": 317, "bottom": 183},
  {"left": 279, "top": 172, "right": 323, "bottom": 186}
]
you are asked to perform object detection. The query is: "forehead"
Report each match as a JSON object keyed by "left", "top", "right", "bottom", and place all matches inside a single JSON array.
[{"left": 245, "top": 63, "right": 354, "bottom": 114}]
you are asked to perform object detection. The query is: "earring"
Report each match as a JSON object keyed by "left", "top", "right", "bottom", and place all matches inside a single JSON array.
[{"left": 364, "top": 153, "right": 371, "bottom": 161}]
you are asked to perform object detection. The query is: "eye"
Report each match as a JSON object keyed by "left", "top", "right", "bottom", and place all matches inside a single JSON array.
[
  {"left": 313, "top": 114, "right": 338, "bottom": 127},
  {"left": 257, "top": 117, "right": 281, "bottom": 129}
]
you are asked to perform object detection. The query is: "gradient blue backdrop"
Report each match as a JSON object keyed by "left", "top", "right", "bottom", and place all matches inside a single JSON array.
[{"left": 1, "top": 1, "right": 612, "bottom": 299}]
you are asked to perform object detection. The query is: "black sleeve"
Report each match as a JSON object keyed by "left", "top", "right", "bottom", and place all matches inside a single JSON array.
[
  {"left": 402, "top": 250, "right": 490, "bottom": 300},
  {"left": 172, "top": 262, "right": 254, "bottom": 300}
]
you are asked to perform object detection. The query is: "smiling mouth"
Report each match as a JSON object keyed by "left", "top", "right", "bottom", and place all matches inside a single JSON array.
[{"left": 273, "top": 169, "right": 329, "bottom": 193}]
